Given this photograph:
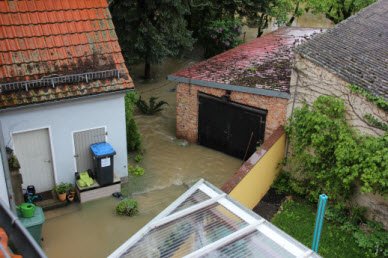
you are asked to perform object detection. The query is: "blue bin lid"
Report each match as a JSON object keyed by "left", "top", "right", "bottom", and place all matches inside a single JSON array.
[
  {"left": 19, "top": 206, "right": 45, "bottom": 227},
  {"left": 90, "top": 142, "right": 116, "bottom": 157}
]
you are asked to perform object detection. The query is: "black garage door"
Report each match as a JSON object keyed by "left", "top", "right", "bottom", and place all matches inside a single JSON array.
[{"left": 198, "top": 93, "right": 267, "bottom": 160}]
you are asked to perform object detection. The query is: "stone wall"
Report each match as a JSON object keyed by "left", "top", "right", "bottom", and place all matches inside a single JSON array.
[
  {"left": 288, "top": 54, "right": 387, "bottom": 136},
  {"left": 176, "top": 83, "right": 288, "bottom": 143},
  {"left": 288, "top": 54, "right": 388, "bottom": 229}
]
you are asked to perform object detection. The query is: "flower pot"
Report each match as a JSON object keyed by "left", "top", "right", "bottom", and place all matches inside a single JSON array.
[
  {"left": 57, "top": 192, "right": 67, "bottom": 202},
  {"left": 67, "top": 193, "right": 75, "bottom": 202}
]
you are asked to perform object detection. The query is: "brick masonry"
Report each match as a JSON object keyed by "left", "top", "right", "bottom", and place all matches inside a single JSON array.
[{"left": 176, "top": 83, "right": 288, "bottom": 143}]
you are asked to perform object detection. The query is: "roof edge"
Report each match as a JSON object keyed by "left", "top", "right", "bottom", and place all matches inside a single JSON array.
[{"left": 167, "top": 75, "right": 290, "bottom": 99}]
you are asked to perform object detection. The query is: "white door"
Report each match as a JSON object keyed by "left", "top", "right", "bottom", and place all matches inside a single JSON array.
[
  {"left": 73, "top": 127, "right": 106, "bottom": 172},
  {"left": 13, "top": 128, "right": 55, "bottom": 193}
]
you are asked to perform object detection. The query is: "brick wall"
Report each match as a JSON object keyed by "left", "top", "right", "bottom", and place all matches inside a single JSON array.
[{"left": 176, "top": 83, "right": 288, "bottom": 143}]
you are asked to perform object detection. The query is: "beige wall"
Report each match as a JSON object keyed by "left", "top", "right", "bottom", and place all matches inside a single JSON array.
[
  {"left": 288, "top": 54, "right": 387, "bottom": 136},
  {"left": 176, "top": 83, "right": 288, "bottom": 143},
  {"left": 222, "top": 127, "right": 286, "bottom": 209}
]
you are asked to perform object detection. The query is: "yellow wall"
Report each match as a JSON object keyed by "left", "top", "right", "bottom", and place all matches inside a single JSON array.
[{"left": 229, "top": 133, "right": 286, "bottom": 209}]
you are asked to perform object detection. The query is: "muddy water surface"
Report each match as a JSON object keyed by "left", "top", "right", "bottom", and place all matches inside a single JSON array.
[
  {"left": 42, "top": 59, "right": 242, "bottom": 258},
  {"left": 42, "top": 13, "right": 331, "bottom": 257}
]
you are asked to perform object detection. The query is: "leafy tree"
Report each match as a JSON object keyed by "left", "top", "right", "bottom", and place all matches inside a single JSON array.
[
  {"left": 306, "top": 0, "right": 376, "bottom": 24},
  {"left": 239, "top": 0, "right": 299, "bottom": 37},
  {"left": 201, "top": 19, "right": 243, "bottom": 58},
  {"left": 110, "top": 0, "right": 195, "bottom": 79}
]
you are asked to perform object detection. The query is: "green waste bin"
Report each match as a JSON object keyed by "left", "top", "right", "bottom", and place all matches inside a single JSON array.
[{"left": 19, "top": 206, "right": 45, "bottom": 245}]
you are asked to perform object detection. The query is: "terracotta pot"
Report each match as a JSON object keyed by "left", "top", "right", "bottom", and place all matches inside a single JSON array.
[{"left": 57, "top": 192, "right": 67, "bottom": 202}]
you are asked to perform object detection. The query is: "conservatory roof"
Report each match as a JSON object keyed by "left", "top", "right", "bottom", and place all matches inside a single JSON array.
[{"left": 109, "top": 179, "right": 321, "bottom": 258}]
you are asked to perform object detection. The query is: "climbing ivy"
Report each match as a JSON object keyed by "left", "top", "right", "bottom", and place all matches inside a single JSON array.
[
  {"left": 348, "top": 84, "right": 388, "bottom": 111},
  {"left": 285, "top": 96, "right": 387, "bottom": 203},
  {"left": 364, "top": 114, "right": 388, "bottom": 132}
]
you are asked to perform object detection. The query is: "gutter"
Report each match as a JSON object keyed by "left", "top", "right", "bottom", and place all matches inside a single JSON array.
[
  {"left": 0, "top": 89, "right": 133, "bottom": 113},
  {"left": 167, "top": 75, "right": 290, "bottom": 100}
]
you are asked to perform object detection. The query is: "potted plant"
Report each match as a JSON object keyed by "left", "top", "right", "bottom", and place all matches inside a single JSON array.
[
  {"left": 67, "top": 184, "right": 76, "bottom": 202},
  {"left": 54, "top": 183, "right": 68, "bottom": 202}
]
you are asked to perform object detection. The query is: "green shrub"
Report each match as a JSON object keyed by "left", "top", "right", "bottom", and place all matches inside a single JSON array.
[
  {"left": 116, "top": 198, "right": 139, "bottom": 216},
  {"left": 128, "top": 165, "right": 145, "bottom": 176},
  {"left": 54, "top": 182, "right": 71, "bottom": 194},
  {"left": 353, "top": 221, "right": 388, "bottom": 257},
  {"left": 285, "top": 96, "right": 387, "bottom": 203},
  {"left": 134, "top": 153, "right": 143, "bottom": 163},
  {"left": 125, "top": 91, "right": 141, "bottom": 151},
  {"left": 136, "top": 96, "right": 168, "bottom": 115}
]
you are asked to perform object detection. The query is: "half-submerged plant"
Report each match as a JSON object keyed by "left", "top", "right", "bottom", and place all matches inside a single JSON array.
[
  {"left": 136, "top": 96, "right": 168, "bottom": 115},
  {"left": 116, "top": 198, "right": 139, "bottom": 216},
  {"left": 128, "top": 165, "right": 145, "bottom": 176}
]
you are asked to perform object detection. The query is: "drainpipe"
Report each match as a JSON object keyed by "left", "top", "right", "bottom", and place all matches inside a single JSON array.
[{"left": 0, "top": 121, "right": 16, "bottom": 214}]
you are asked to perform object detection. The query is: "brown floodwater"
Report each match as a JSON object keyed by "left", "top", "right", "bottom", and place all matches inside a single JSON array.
[
  {"left": 42, "top": 58, "right": 242, "bottom": 258},
  {"left": 42, "top": 12, "right": 332, "bottom": 258}
]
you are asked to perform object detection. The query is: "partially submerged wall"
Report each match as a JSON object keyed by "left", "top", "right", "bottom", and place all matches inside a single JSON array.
[
  {"left": 222, "top": 127, "right": 285, "bottom": 209},
  {"left": 176, "top": 83, "right": 287, "bottom": 143},
  {"left": 288, "top": 54, "right": 387, "bottom": 136}
]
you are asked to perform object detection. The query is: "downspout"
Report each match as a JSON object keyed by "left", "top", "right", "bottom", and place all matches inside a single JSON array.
[{"left": 0, "top": 120, "right": 16, "bottom": 214}]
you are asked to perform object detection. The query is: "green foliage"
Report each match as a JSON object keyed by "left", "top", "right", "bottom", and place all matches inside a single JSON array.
[
  {"left": 239, "top": 0, "right": 299, "bottom": 37},
  {"left": 136, "top": 96, "right": 168, "bottom": 115},
  {"left": 125, "top": 92, "right": 142, "bottom": 152},
  {"left": 364, "top": 114, "right": 388, "bottom": 131},
  {"left": 128, "top": 165, "right": 145, "bottom": 176},
  {"left": 307, "top": 0, "right": 376, "bottom": 24},
  {"left": 134, "top": 153, "right": 143, "bottom": 163},
  {"left": 54, "top": 182, "right": 71, "bottom": 194},
  {"left": 285, "top": 96, "right": 387, "bottom": 203},
  {"left": 116, "top": 198, "right": 139, "bottom": 216},
  {"left": 201, "top": 19, "right": 243, "bottom": 58},
  {"left": 7, "top": 154, "right": 20, "bottom": 171},
  {"left": 353, "top": 221, "right": 388, "bottom": 257},
  {"left": 349, "top": 84, "right": 388, "bottom": 111},
  {"left": 272, "top": 199, "right": 369, "bottom": 257},
  {"left": 110, "top": 0, "right": 194, "bottom": 79}
]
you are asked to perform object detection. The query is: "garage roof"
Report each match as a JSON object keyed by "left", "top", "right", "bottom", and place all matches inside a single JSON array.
[
  {"left": 168, "top": 27, "right": 321, "bottom": 99},
  {"left": 0, "top": 0, "right": 134, "bottom": 110},
  {"left": 110, "top": 179, "right": 321, "bottom": 258}
]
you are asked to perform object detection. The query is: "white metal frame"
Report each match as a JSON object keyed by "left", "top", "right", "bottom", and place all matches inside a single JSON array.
[
  {"left": 11, "top": 126, "right": 59, "bottom": 186},
  {"left": 71, "top": 126, "right": 107, "bottom": 173},
  {"left": 109, "top": 180, "right": 319, "bottom": 258}
]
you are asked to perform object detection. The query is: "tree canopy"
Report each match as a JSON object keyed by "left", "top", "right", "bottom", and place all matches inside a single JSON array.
[{"left": 110, "top": 0, "right": 194, "bottom": 79}]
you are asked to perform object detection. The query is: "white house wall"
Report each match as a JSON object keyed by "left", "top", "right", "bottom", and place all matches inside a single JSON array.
[
  {"left": 0, "top": 153, "right": 9, "bottom": 208},
  {"left": 0, "top": 93, "right": 128, "bottom": 186}
]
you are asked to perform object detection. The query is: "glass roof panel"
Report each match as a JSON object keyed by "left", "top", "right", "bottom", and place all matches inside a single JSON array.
[
  {"left": 121, "top": 203, "right": 247, "bottom": 257},
  {"left": 171, "top": 189, "right": 211, "bottom": 214},
  {"left": 202, "top": 230, "right": 295, "bottom": 258}
]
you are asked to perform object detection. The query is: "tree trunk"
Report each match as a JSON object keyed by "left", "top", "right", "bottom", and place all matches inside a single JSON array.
[
  {"left": 144, "top": 61, "right": 151, "bottom": 80},
  {"left": 287, "top": 0, "right": 300, "bottom": 26}
]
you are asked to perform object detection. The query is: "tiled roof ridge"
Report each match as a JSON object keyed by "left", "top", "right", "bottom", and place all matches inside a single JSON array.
[
  {"left": 0, "top": 7, "right": 108, "bottom": 14},
  {"left": 0, "top": 0, "right": 108, "bottom": 12}
]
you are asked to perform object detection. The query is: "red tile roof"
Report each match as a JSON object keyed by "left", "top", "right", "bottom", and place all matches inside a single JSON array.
[
  {"left": 169, "top": 27, "right": 321, "bottom": 97},
  {"left": 0, "top": 0, "right": 134, "bottom": 109}
]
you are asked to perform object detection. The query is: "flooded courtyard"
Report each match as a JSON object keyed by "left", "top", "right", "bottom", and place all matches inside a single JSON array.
[
  {"left": 42, "top": 58, "right": 242, "bottom": 258},
  {"left": 41, "top": 13, "right": 332, "bottom": 257}
]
